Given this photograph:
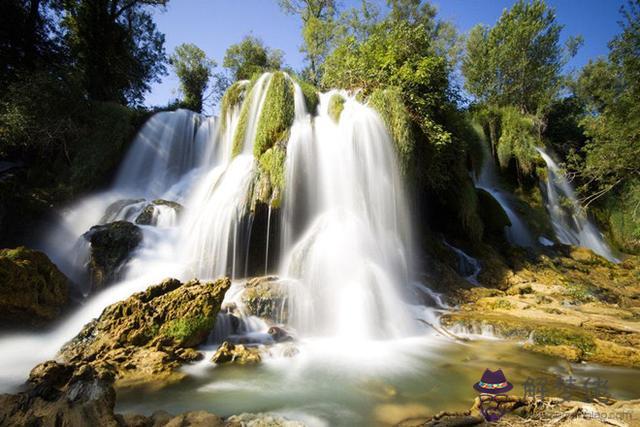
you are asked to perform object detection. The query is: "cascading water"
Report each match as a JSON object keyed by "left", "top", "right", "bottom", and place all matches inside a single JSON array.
[
  {"left": 536, "top": 147, "right": 618, "bottom": 262},
  {"left": 0, "top": 73, "right": 433, "bottom": 402},
  {"left": 474, "top": 138, "right": 534, "bottom": 247},
  {"left": 280, "top": 91, "right": 417, "bottom": 340}
]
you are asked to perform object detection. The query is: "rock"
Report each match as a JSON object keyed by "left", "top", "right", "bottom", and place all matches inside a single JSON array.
[
  {"left": 242, "top": 276, "right": 288, "bottom": 322},
  {"left": 83, "top": 221, "right": 143, "bottom": 291},
  {"left": 101, "top": 199, "right": 145, "bottom": 224},
  {"left": 211, "top": 341, "right": 262, "bottom": 364},
  {"left": 163, "top": 411, "right": 224, "bottom": 427},
  {"left": 0, "top": 361, "right": 120, "bottom": 427},
  {"left": 135, "top": 199, "right": 183, "bottom": 226},
  {"left": 267, "top": 326, "right": 293, "bottom": 342},
  {"left": 476, "top": 189, "right": 511, "bottom": 235},
  {"left": 225, "top": 413, "right": 306, "bottom": 427},
  {"left": 0, "top": 247, "right": 71, "bottom": 328},
  {"left": 61, "top": 277, "right": 231, "bottom": 388}
]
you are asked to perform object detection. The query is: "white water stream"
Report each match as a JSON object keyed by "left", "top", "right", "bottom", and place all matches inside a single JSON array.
[
  {"left": 536, "top": 147, "right": 618, "bottom": 262},
  {"left": 474, "top": 139, "right": 534, "bottom": 247}
]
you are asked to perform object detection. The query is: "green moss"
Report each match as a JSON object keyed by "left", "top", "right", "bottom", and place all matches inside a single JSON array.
[
  {"left": 162, "top": 315, "right": 215, "bottom": 343},
  {"left": 532, "top": 327, "right": 596, "bottom": 355},
  {"left": 455, "top": 178, "right": 484, "bottom": 242},
  {"left": 488, "top": 299, "right": 514, "bottom": 310},
  {"left": 328, "top": 93, "right": 345, "bottom": 123},
  {"left": 253, "top": 72, "right": 295, "bottom": 158},
  {"left": 565, "top": 283, "right": 594, "bottom": 303},
  {"left": 368, "top": 88, "right": 414, "bottom": 175},
  {"left": 292, "top": 76, "right": 319, "bottom": 115},
  {"left": 220, "top": 81, "right": 247, "bottom": 131},
  {"left": 257, "top": 145, "right": 286, "bottom": 207}
]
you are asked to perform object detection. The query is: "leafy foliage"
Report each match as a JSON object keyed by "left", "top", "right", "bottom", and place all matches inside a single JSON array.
[
  {"left": 223, "top": 35, "right": 283, "bottom": 81},
  {"left": 169, "top": 43, "right": 215, "bottom": 112},
  {"left": 58, "top": 0, "right": 168, "bottom": 105},
  {"left": 327, "top": 93, "right": 345, "bottom": 122},
  {"left": 279, "top": 0, "right": 337, "bottom": 85},
  {"left": 462, "top": 0, "right": 574, "bottom": 114}
]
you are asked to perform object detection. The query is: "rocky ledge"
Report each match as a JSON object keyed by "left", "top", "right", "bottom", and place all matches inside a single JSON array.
[
  {"left": 0, "top": 246, "right": 72, "bottom": 329},
  {"left": 440, "top": 246, "right": 640, "bottom": 368},
  {"left": 61, "top": 277, "right": 230, "bottom": 388}
]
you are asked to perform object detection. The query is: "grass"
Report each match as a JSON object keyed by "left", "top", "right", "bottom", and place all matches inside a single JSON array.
[{"left": 532, "top": 326, "right": 596, "bottom": 355}]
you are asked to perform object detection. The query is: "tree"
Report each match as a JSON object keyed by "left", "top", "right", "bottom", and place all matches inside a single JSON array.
[
  {"left": 462, "top": 0, "right": 575, "bottom": 115},
  {"left": 170, "top": 43, "right": 215, "bottom": 113},
  {"left": 573, "top": 0, "right": 640, "bottom": 206},
  {"left": 278, "top": 0, "right": 336, "bottom": 85},
  {"left": 0, "top": 0, "right": 61, "bottom": 88},
  {"left": 222, "top": 35, "right": 283, "bottom": 81},
  {"left": 57, "top": 0, "right": 168, "bottom": 104}
]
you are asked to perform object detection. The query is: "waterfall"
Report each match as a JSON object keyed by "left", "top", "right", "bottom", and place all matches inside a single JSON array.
[
  {"left": 536, "top": 147, "right": 617, "bottom": 262},
  {"left": 443, "top": 241, "right": 481, "bottom": 284},
  {"left": 280, "top": 91, "right": 417, "bottom": 339},
  {"left": 0, "top": 72, "right": 429, "bottom": 391},
  {"left": 474, "top": 138, "right": 534, "bottom": 247}
]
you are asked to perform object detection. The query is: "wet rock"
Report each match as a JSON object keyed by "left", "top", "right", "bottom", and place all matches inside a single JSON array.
[
  {"left": 84, "top": 220, "right": 143, "bottom": 291},
  {"left": 101, "top": 199, "right": 145, "bottom": 224},
  {"left": 0, "top": 361, "right": 120, "bottom": 426},
  {"left": 242, "top": 276, "right": 288, "bottom": 322},
  {"left": 476, "top": 188, "right": 511, "bottom": 236},
  {"left": 211, "top": 341, "right": 262, "bottom": 364},
  {"left": 135, "top": 199, "right": 183, "bottom": 226},
  {"left": 268, "top": 326, "right": 293, "bottom": 342},
  {"left": 0, "top": 246, "right": 71, "bottom": 328},
  {"left": 61, "top": 277, "right": 231, "bottom": 388}
]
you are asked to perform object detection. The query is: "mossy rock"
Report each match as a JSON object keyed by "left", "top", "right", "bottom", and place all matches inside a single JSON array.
[
  {"left": 328, "top": 93, "right": 345, "bottom": 123},
  {"left": 368, "top": 88, "right": 414, "bottom": 175},
  {"left": 254, "top": 145, "right": 287, "bottom": 208},
  {"left": 242, "top": 276, "right": 288, "bottom": 323},
  {"left": 211, "top": 341, "right": 261, "bottom": 364},
  {"left": 83, "top": 221, "right": 143, "bottom": 291},
  {"left": 292, "top": 76, "right": 319, "bottom": 115},
  {"left": 220, "top": 81, "right": 247, "bottom": 131},
  {"left": 476, "top": 189, "right": 511, "bottom": 235},
  {"left": 0, "top": 247, "right": 71, "bottom": 328},
  {"left": 253, "top": 72, "right": 295, "bottom": 158},
  {"left": 61, "top": 277, "right": 231, "bottom": 387},
  {"left": 231, "top": 77, "right": 261, "bottom": 157}
]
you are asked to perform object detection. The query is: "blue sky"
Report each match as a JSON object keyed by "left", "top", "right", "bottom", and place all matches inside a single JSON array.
[{"left": 145, "top": 0, "right": 626, "bottom": 109}]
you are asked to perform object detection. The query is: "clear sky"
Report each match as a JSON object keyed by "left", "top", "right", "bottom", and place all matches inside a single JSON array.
[{"left": 144, "top": 0, "right": 626, "bottom": 110}]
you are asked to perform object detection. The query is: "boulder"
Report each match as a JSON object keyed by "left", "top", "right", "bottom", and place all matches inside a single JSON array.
[
  {"left": 0, "top": 247, "right": 71, "bottom": 328},
  {"left": 242, "top": 276, "right": 288, "bottom": 322},
  {"left": 0, "top": 361, "right": 120, "bottom": 426},
  {"left": 61, "top": 277, "right": 231, "bottom": 388},
  {"left": 211, "top": 341, "right": 262, "bottom": 364},
  {"left": 267, "top": 326, "right": 293, "bottom": 343},
  {"left": 476, "top": 189, "right": 511, "bottom": 236},
  {"left": 135, "top": 199, "right": 183, "bottom": 226},
  {"left": 83, "top": 221, "right": 143, "bottom": 291}
]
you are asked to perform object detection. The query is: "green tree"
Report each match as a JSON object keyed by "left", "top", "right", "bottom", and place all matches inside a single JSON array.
[
  {"left": 462, "top": 0, "right": 577, "bottom": 115},
  {"left": 170, "top": 43, "right": 215, "bottom": 113},
  {"left": 574, "top": 0, "right": 640, "bottom": 206},
  {"left": 57, "top": 0, "right": 168, "bottom": 104},
  {"left": 278, "top": 0, "right": 337, "bottom": 85},
  {"left": 222, "top": 35, "right": 283, "bottom": 81},
  {"left": 462, "top": 0, "right": 581, "bottom": 177}
]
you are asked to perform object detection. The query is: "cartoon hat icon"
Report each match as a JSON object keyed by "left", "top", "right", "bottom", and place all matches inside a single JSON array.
[{"left": 473, "top": 369, "right": 514, "bottom": 394}]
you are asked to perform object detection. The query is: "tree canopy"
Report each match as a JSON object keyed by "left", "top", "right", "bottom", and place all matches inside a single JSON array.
[
  {"left": 222, "top": 35, "right": 283, "bottom": 81},
  {"left": 170, "top": 43, "right": 215, "bottom": 113}
]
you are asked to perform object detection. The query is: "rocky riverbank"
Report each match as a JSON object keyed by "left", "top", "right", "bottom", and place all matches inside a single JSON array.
[{"left": 439, "top": 245, "right": 640, "bottom": 368}]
